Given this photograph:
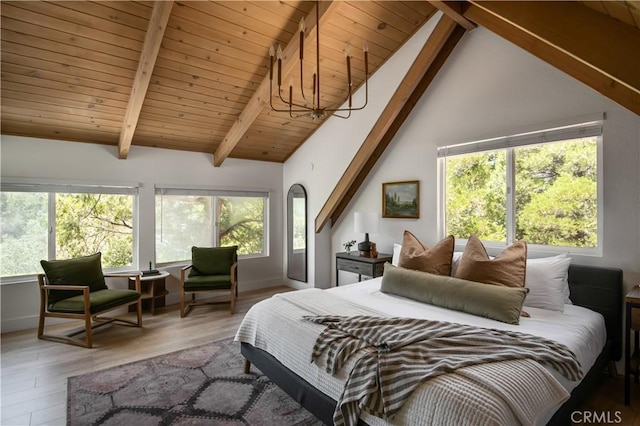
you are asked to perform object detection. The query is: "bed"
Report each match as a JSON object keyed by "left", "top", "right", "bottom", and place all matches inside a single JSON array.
[{"left": 235, "top": 264, "right": 622, "bottom": 425}]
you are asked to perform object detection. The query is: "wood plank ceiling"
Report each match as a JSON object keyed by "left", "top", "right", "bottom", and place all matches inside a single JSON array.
[
  {"left": 1, "top": 1, "right": 638, "bottom": 167},
  {"left": 1, "top": 1, "right": 437, "bottom": 164}
]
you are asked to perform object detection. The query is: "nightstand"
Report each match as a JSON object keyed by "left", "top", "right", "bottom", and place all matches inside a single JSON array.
[
  {"left": 625, "top": 285, "right": 640, "bottom": 405},
  {"left": 336, "top": 252, "right": 392, "bottom": 286}
]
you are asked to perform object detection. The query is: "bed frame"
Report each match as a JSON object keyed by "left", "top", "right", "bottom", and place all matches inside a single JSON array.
[{"left": 241, "top": 264, "right": 622, "bottom": 425}]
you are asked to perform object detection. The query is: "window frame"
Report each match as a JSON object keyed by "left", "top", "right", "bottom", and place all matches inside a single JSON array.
[
  {"left": 154, "top": 186, "right": 270, "bottom": 265},
  {"left": 1, "top": 178, "right": 139, "bottom": 283},
  {"left": 438, "top": 116, "right": 603, "bottom": 256}
]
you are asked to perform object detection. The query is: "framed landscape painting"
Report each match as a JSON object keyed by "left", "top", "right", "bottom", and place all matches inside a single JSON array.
[{"left": 382, "top": 181, "right": 420, "bottom": 218}]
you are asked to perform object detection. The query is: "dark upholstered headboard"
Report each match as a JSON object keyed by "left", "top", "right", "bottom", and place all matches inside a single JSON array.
[{"left": 568, "top": 264, "right": 623, "bottom": 361}]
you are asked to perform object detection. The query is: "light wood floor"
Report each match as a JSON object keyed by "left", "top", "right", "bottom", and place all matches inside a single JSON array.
[
  {"left": 1, "top": 285, "right": 639, "bottom": 426},
  {"left": 1, "top": 286, "right": 292, "bottom": 426}
]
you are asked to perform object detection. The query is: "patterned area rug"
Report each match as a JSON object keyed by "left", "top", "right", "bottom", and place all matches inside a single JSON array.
[{"left": 67, "top": 338, "right": 323, "bottom": 425}]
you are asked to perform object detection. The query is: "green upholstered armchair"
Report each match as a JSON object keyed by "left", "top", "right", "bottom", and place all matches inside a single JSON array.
[
  {"left": 38, "top": 252, "right": 142, "bottom": 348},
  {"left": 180, "top": 246, "right": 238, "bottom": 317}
]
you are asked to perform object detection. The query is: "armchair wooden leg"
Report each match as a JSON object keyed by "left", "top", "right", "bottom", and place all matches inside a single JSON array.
[
  {"left": 180, "top": 290, "right": 185, "bottom": 318},
  {"left": 230, "top": 281, "right": 237, "bottom": 314},
  {"left": 37, "top": 312, "right": 45, "bottom": 339},
  {"left": 85, "top": 312, "right": 93, "bottom": 348},
  {"left": 136, "top": 299, "right": 143, "bottom": 326}
]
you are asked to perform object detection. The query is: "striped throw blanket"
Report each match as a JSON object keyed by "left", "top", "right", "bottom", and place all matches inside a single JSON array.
[{"left": 304, "top": 315, "right": 583, "bottom": 426}]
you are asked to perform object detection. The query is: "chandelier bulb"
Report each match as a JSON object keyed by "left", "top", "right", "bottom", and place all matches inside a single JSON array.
[
  {"left": 299, "top": 17, "right": 306, "bottom": 33},
  {"left": 276, "top": 45, "right": 283, "bottom": 60},
  {"left": 344, "top": 42, "right": 351, "bottom": 58},
  {"left": 363, "top": 40, "right": 369, "bottom": 53},
  {"left": 269, "top": 44, "right": 275, "bottom": 57}
]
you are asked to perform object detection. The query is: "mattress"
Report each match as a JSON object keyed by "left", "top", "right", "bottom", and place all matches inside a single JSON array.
[
  {"left": 235, "top": 278, "right": 606, "bottom": 425},
  {"left": 328, "top": 277, "right": 606, "bottom": 393}
]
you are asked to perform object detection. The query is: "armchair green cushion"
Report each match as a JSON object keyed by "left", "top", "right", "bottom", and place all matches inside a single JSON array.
[
  {"left": 184, "top": 274, "right": 233, "bottom": 291},
  {"left": 189, "top": 246, "right": 237, "bottom": 277},
  {"left": 40, "top": 252, "right": 107, "bottom": 304},
  {"left": 49, "top": 289, "right": 140, "bottom": 314}
]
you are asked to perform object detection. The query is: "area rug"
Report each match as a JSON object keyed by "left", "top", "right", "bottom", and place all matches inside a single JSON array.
[{"left": 67, "top": 338, "right": 323, "bottom": 425}]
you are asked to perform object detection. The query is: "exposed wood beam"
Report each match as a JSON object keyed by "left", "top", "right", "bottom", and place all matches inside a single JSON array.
[
  {"left": 213, "top": 1, "right": 339, "bottom": 167},
  {"left": 117, "top": 1, "right": 173, "bottom": 159},
  {"left": 465, "top": 1, "right": 640, "bottom": 116},
  {"left": 429, "top": 1, "right": 476, "bottom": 30},
  {"left": 315, "top": 15, "right": 464, "bottom": 233},
  {"left": 330, "top": 24, "right": 467, "bottom": 229}
]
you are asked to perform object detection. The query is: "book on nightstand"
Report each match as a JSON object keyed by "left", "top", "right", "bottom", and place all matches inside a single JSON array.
[{"left": 141, "top": 269, "right": 160, "bottom": 276}]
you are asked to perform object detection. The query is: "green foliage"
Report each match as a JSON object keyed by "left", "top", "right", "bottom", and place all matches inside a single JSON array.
[
  {"left": 155, "top": 195, "right": 266, "bottom": 262},
  {"left": 0, "top": 192, "right": 48, "bottom": 276},
  {"left": 518, "top": 175, "right": 597, "bottom": 247},
  {"left": 446, "top": 138, "right": 597, "bottom": 248},
  {"left": 446, "top": 151, "right": 507, "bottom": 241},
  {"left": 217, "top": 197, "right": 264, "bottom": 256},
  {"left": 55, "top": 194, "right": 133, "bottom": 267},
  {"left": 1, "top": 192, "right": 133, "bottom": 277},
  {"left": 156, "top": 196, "right": 215, "bottom": 263}
]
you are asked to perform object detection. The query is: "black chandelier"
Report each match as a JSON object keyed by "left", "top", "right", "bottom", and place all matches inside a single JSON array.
[{"left": 268, "top": 1, "right": 369, "bottom": 120}]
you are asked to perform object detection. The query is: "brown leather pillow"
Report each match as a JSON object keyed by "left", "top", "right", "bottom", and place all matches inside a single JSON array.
[
  {"left": 455, "top": 234, "right": 527, "bottom": 288},
  {"left": 397, "top": 231, "right": 454, "bottom": 276}
]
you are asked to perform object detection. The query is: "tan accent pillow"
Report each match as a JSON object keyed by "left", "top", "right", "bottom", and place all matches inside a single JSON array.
[
  {"left": 455, "top": 234, "right": 527, "bottom": 288},
  {"left": 398, "top": 231, "right": 454, "bottom": 276}
]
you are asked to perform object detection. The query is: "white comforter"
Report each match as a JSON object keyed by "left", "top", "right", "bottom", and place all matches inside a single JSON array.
[{"left": 235, "top": 278, "right": 606, "bottom": 425}]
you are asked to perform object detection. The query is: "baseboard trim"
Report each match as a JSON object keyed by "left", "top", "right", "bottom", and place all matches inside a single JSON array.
[{"left": 2, "top": 278, "right": 285, "bottom": 334}]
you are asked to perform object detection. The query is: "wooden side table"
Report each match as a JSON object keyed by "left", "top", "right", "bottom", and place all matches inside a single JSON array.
[
  {"left": 336, "top": 252, "right": 392, "bottom": 286},
  {"left": 129, "top": 271, "right": 170, "bottom": 315},
  {"left": 625, "top": 285, "right": 640, "bottom": 405}
]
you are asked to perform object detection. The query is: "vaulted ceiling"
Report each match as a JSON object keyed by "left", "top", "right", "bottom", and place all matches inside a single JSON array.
[
  {"left": 0, "top": 1, "right": 437, "bottom": 164},
  {"left": 1, "top": 1, "right": 639, "bottom": 168}
]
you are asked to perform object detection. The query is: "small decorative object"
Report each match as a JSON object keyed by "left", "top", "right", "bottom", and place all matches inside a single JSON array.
[
  {"left": 354, "top": 211, "right": 379, "bottom": 257},
  {"left": 343, "top": 240, "right": 357, "bottom": 254},
  {"left": 142, "top": 261, "right": 160, "bottom": 277},
  {"left": 370, "top": 242, "right": 378, "bottom": 258},
  {"left": 382, "top": 180, "right": 420, "bottom": 218}
]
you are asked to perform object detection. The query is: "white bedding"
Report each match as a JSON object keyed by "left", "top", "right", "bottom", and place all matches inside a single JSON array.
[
  {"left": 328, "top": 277, "right": 606, "bottom": 393},
  {"left": 235, "top": 278, "right": 606, "bottom": 425}
]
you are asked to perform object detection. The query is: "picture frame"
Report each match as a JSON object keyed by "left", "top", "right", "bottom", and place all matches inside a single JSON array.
[{"left": 382, "top": 180, "right": 420, "bottom": 219}]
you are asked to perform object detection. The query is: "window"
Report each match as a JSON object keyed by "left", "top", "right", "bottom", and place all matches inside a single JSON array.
[
  {"left": 439, "top": 118, "right": 602, "bottom": 253},
  {"left": 1, "top": 182, "right": 137, "bottom": 279},
  {"left": 155, "top": 187, "right": 268, "bottom": 263}
]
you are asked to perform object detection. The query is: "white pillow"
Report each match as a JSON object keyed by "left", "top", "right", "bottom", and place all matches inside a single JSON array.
[
  {"left": 391, "top": 243, "right": 402, "bottom": 266},
  {"left": 524, "top": 254, "right": 571, "bottom": 312}
]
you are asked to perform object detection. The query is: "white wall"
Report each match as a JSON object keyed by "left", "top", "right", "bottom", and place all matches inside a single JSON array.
[
  {"left": 0, "top": 137, "right": 284, "bottom": 333},
  {"left": 283, "top": 24, "right": 640, "bottom": 298}
]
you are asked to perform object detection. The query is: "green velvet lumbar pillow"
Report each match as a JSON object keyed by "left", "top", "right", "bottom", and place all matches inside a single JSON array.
[
  {"left": 190, "top": 246, "right": 237, "bottom": 276},
  {"left": 40, "top": 252, "right": 107, "bottom": 304},
  {"left": 380, "top": 263, "right": 529, "bottom": 324}
]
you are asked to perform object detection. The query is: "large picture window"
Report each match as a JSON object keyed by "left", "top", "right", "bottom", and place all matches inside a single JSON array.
[
  {"left": 439, "top": 118, "right": 602, "bottom": 253},
  {"left": 1, "top": 182, "right": 137, "bottom": 279},
  {"left": 155, "top": 187, "right": 268, "bottom": 263}
]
